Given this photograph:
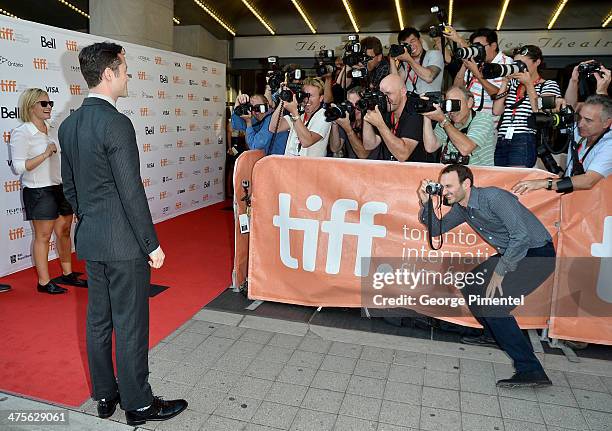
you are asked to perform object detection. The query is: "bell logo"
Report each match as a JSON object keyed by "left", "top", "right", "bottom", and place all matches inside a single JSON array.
[
  {"left": 160, "top": 158, "right": 169, "bottom": 167},
  {"left": 66, "top": 40, "right": 78, "bottom": 51},
  {"left": 8, "top": 227, "right": 25, "bottom": 240},
  {"left": 142, "top": 178, "right": 151, "bottom": 187},
  {"left": 0, "top": 80, "right": 17, "bottom": 92},
  {"left": 592, "top": 216, "right": 612, "bottom": 303},
  {"left": 140, "top": 107, "right": 149, "bottom": 116},
  {"left": 159, "top": 191, "right": 167, "bottom": 199},
  {"left": 69, "top": 84, "right": 81, "bottom": 95},
  {"left": 143, "top": 143, "right": 152, "bottom": 152},
  {"left": 160, "top": 74, "right": 168, "bottom": 83},
  {"left": 145, "top": 126, "right": 155, "bottom": 135},
  {"left": 272, "top": 194, "right": 388, "bottom": 276},
  {"left": 3, "top": 131, "right": 10, "bottom": 143},
  {"left": 159, "top": 125, "right": 168, "bottom": 133},
  {"left": 0, "top": 27, "right": 15, "bottom": 41},
  {"left": 33, "top": 58, "right": 48, "bottom": 70},
  {"left": 4, "top": 180, "right": 21, "bottom": 192},
  {"left": 40, "top": 36, "right": 56, "bottom": 49}
]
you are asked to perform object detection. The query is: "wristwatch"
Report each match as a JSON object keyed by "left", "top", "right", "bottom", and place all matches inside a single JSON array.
[
  {"left": 546, "top": 178, "right": 554, "bottom": 190},
  {"left": 440, "top": 116, "right": 451, "bottom": 128},
  {"left": 290, "top": 113, "right": 300, "bottom": 122}
]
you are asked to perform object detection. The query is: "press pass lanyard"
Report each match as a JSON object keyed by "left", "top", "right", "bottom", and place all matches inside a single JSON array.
[
  {"left": 390, "top": 111, "right": 401, "bottom": 136},
  {"left": 466, "top": 72, "right": 485, "bottom": 112},
  {"left": 296, "top": 107, "right": 322, "bottom": 153},
  {"left": 404, "top": 50, "right": 427, "bottom": 91}
]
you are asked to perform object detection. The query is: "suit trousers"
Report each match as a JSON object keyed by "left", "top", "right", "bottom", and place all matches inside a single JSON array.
[{"left": 86, "top": 257, "right": 153, "bottom": 411}]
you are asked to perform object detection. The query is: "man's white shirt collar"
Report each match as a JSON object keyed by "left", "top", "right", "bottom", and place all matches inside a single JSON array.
[{"left": 88, "top": 92, "right": 117, "bottom": 107}]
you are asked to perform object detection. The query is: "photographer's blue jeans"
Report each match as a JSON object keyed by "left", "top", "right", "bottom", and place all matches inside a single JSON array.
[{"left": 495, "top": 133, "right": 537, "bottom": 167}]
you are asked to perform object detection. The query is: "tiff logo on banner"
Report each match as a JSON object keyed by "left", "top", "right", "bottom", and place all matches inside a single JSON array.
[
  {"left": 592, "top": 216, "right": 612, "bottom": 303},
  {"left": 272, "top": 193, "right": 388, "bottom": 277}
]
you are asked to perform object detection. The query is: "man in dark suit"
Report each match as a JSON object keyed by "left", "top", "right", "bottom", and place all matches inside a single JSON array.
[{"left": 59, "top": 42, "right": 187, "bottom": 426}]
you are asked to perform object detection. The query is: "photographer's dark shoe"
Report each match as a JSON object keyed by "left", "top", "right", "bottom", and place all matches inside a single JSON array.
[
  {"left": 125, "top": 396, "right": 187, "bottom": 426},
  {"left": 97, "top": 394, "right": 120, "bottom": 419},
  {"left": 460, "top": 334, "right": 498, "bottom": 348},
  {"left": 496, "top": 370, "right": 552, "bottom": 388}
]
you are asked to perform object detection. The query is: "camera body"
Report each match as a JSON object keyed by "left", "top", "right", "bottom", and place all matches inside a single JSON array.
[
  {"left": 389, "top": 43, "right": 412, "bottom": 58},
  {"left": 481, "top": 60, "right": 527, "bottom": 79},
  {"left": 324, "top": 101, "right": 356, "bottom": 123},
  {"left": 578, "top": 61, "right": 602, "bottom": 78},
  {"left": 426, "top": 182, "right": 444, "bottom": 195},
  {"left": 266, "top": 56, "right": 284, "bottom": 93},
  {"left": 440, "top": 152, "right": 470, "bottom": 165},
  {"left": 356, "top": 89, "right": 388, "bottom": 113},
  {"left": 454, "top": 43, "right": 486, "bottom": 63},
  {"left": 407, "top": 92, "right": 461, "bottom": 114},
  {"left": 234, "top": 103, "right": 252, "bottom": 117},
  {"left": 279, "top": 83, "right": 308, "bottom": 106},
  {"left": 343, "top": 34, "right": 373, "bottom": 67},
  {"left": 315, "top": 49, "right": 335, "bottom": 77},
  {"left": 428, "top": 5, "right": 450, "bottom": 38},
  {"left": 533, "top": 105, "right": 575, "bottom": 130}
]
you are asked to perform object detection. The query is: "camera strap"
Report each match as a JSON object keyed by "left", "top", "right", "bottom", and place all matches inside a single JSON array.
[
  {"left": 426, "top": 196, "right": 444, "bottom": 250},
  {"left": 466, "top": 72, "right": 485, "bottom": 112},
  {"left": 296, "top": 107, "right": 323, "bottom": 153},
  {"left": 568, "top": 129, "right": 609, "bottom": 175},
  {"left": 390, "top": 111, "right": 401, "bottom": 136},
  {"left": 443, "top": 110, "right": 474, "bottom": 157}
]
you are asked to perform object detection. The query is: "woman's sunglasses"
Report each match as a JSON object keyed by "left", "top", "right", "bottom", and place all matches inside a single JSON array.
[{"left": 38, "top": 101, "right": 54, "bottom": 108}]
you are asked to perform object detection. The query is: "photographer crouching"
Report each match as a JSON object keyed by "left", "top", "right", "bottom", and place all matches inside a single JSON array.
[
  {"left": 231, "top": 93, "right": 288, "bottom": 155},
  {"left": 419, "top": 164, "right": 555, "bottom": 388},
  {"left": 513, "top": 95, "right": 612, "bottom": 194},
  {"left": 420, "top": 86, "right": 496, "bottom": 166}
]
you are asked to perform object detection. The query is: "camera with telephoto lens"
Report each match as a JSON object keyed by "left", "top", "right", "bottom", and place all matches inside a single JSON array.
[
  {"left": 315, "top": 49, "right": 335, "bottom": 77},
  {"left": 454, "top": 43, "right": 486, "bottom": 63},
  {"left": 533, "top": 105, "right": 575, "bottom": 130},
  {"left": 389, "top": 43, "right": 412, "bottom": 58},
  {"left": 426, "top": 182, "right": 444, "bottom": 195},
  {"left": 481, "top": 60, "right": 527, "bottom": 79},
  {"left": 324, "top": 101, "right": 356, "bottom": 123},
  {"left": 441, "top": 151, "right": 470, "bottom": 165},
  {"left": 356, "top": 89, "right": 388, "bottom": 113},
  {"left": 407, "top": 91, "right": 461, "bottom": 114},
  {"left": 343, "top": 34, "right": 373, "bottom": 67},
  {"left": 532, "top": 97, "right": 575, "bottom": 175},
  {"left": 578, "top": 61, "right": 602, "bottom": 78},
  {"left": 428, "top": 6, "right": 450, "bottom": 38}
]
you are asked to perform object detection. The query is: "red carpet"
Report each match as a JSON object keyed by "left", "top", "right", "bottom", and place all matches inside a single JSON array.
[{"left": 0, "top": 201, "right": 234, "bottom": 407}]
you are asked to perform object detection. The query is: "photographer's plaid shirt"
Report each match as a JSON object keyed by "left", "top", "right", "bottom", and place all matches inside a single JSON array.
[{"left": 419, "top": 186, "right": 553, "bottom": 276}]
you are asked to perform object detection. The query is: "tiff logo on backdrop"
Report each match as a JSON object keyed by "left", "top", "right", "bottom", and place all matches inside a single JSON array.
[
  {"left": 4, "top": 180, "right": 21, "bottom": 192},
  {"left": 0, "top": 27, "right": 15, "bottom": 41},
  {"left": 0, "top": 80, "right": 17, "bottom": 92},
  {"left": 8, "top": 227, "right": 25, "bottom": 240},
  {"left": 3, "top": 131, "right": 10, "bottom": 143},
  {"left": 272, "top": 194, "right": 388, "bottom": 277},
  {"left": 33, "top": 58, "right": 47, "bottom": 70},
  {"left": 66, "top": 40, "right": 78, "bottom": 51},
  {"left": 69, "top": 84, "right": 81, "bottom": 95}
]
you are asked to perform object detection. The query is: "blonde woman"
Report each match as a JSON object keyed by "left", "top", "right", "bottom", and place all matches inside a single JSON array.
[{"left": 9, "top": 88, "right": 86, "bottom": 294}]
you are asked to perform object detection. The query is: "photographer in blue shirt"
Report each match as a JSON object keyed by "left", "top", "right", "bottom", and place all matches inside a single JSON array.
[{"left": 231, "top": 93, "right": 288, "bottom": 155}]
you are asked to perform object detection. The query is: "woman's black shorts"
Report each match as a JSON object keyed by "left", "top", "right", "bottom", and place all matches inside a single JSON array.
[{"left": 23, "top": 185, "right": 73, "bottom": 221}]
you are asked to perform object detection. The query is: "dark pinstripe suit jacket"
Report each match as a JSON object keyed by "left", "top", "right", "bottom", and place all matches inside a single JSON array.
[{"left": 59, "top": 97, "right": 159, "bottom": 261}]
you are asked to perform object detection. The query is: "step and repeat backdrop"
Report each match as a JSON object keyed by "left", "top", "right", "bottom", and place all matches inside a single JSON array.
[{"left": 0, "top": 15, "right": 226, "bottom": 276}]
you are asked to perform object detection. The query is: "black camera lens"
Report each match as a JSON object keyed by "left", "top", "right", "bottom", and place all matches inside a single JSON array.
[
  {"left": 454, "top": 43, "right": 486, "bottom": 63},
  {"left": 425, "top": 182, "right": 444, "bottom": 195},
  {"left": 234, "top": 103, "right": 252, "bottom": 116}
]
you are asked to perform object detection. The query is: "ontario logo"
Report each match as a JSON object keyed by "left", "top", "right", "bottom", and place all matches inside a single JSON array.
[{"left": 272, "top": 194, "right": 388, "bottom": 276}]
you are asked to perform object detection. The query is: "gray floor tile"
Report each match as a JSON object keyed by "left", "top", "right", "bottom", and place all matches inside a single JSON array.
[
  {"left": 212, "top": 325, "right": 247, "bottom": 340},
  {"left": 154, "top": 408, "right": 209, "bottom": 431},
  {"left": 539, "top": 403, "right": 587, "bottom": 430},
  {"left": 460, "top": 391, "right": 501, "bottom": 417},
  {"left": 186, "top": 387, "right": 226, "bottom": 414},
  {"left": 167, "top": 330, "right": 209, "bottom": 348},
  {"left": 298, "top": 337, "right": 332, "bottom": 354},
  {"left": 388, "top": 364, "right": 424, "bottom": 386},
  {"left": 226, "top": 340, "right": 265, "bottom": 358},
  {"left": 426, "top": 354, "right": 460, "bottom": 373},
  {"left": 244, "top": 359, "right": 285, "bottom": 381},
  {"left": 152, "top": 343, "right": 194, "bottom": 362},
  {"left": 493, "top": 363, "right": 515, "bottom": 380},
  {"left": 460, "top": 373, "right": 498, "bottom": 395},
  {"left": 360, "top": 346, "right": 394, "bottom": 363},
  {"left": 203, "top": 414, "right": 249, "bottom": 431},
  {"left": 195, "top": 368, "right": 241, "bottom": 392},
  {"left": 424, "top": 369, "right": 460, "bottom": 390},
  {"left": 420, "top": 406, "right": 461, "bottom": 431},
  {"left": 602, "top": 376, "right": 612, "bottom": 394},
  {"left": 288, "top": 350, "right": 325, "bottom": 370},
  {"left": 460, "top": 358, "right": 495, "bottom": 377},
  {"left": 354, "top": 359, "right": 390, "bottom": 380},
  {"left": 572, "top": 388, "right": 612, "bottom": 413},
  {"left": 338, "top": 394, "right": 382, "bottom": 421},
  {"left": 150, "top": 378, "right": 193, "bottom": 400},
  {"left": 502, "top": 419, "right": 546, "bottom": 431},
  {"left": 565, "top": 372, "right": 608, "bottom": 392},
  {"left": 328, "top": 341, "right": 363, "bottom": 359},
  {"left": 393, "top": 351, "right": 426, "bottom": 368},
  {"left": 163, "top": 362, "right": 206, "bottom": 386},
  {"left": 252, "top": 401, "right": 298, "bottom": 429},
  {"left": 346, "top": 375, "right": 386, "bottom": 399},
  {"left": 268, "top": 333, "right": 304, "bottom": 349},
  {"left": 383, "top": 381, "right": 422, "bottom": 405},
  {"left": 245, "top": 424, "right": 284, "bottom": 431},
  {"left": 265, "top": 381, "right": 309, "bottom": 407},
  {"left": 334, "top": 415, "right": 378, "bottom": 431},
  {"left": 211, "top": 352, "right": 255, "bottom": 374},
  {"left": 213, "top": 393, "right": 262, "bottom": 422},
  {"left": 461, "top": 412, "right": 504, "bottom": 431},
  {"left": 583, "top": 409, "right": 612, "bottom": 431},
  {"left": 544, "top": 369, "right": 569, "bottom": 387},
  {"left": 230, "top": 375, "right": 273, "bottom": 400},
  {"left": 184, "top": 320, "right": 219, "bottom": 335},
  {"left": 377, "top": 423, "right": 418, "bottom": 431},
  {"left": 378, "top": 399, "right": 420, "bottom": 429},
  {"left": 499, "top": 397, "right": 543, "bottom": 424},
  {"left": 496, "top": 385, "right": 538, "bottom": 402},
  {"left": 256, "top": 345, "right": 295, "bottom": 364},
  {"left": 320, "top": 355, "right": 357, "bottom": 374},
  {"left": 289, "top": 408, "right": 337, "bottom": 431},
  {"left": 534, "top": 385, "right": 577, "bottom": 407},
  {"left": 148, "top": 357, "right": 180, "bottom": 380},
  {"left": 311, "top": 370, "right": 351, "bottom": 392},
  {"left": 301, "top": 388, "right": 345, "bottom": 414},
  {"left": 421, "top": 386, "right": 460, "bottom": 411},
  {"left": 239, "top": 329, "right": 275, "bottom": 345},
  {"left": 276, "top": 364, "right": 317, "bottom": 386}
]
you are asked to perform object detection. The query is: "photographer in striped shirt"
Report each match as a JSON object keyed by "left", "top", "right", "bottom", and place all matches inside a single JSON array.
[{"left": 492, "top": 45, "right": 561, "bottom": 167}]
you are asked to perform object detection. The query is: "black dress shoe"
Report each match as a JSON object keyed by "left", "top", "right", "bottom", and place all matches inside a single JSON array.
[
  {"left": 0, "top": 284, "right": 11, "bottom": 293},
  {"left": 97, "top": 394, "right": 120, "bottom": 419},
  {"left": 55, "top": 272, "right": 88, "bottom": 287},
  {"left": 125, "top": 396, "right": 188, "bottom": 426},
  {"left": 496, "top": 370, "right": 552, "bottom": 388},
  {"left": 460, "top": 334, "right": 498, "bottom": 348},
  {"left": 37, "top": 281, "right": 67, "bottom": 294}
]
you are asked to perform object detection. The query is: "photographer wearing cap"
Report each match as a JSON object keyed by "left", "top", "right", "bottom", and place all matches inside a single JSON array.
[
  {"left": 336, "top": 36, "right": 390, "bottom": 91},
  {"left": 328, "top": 87, "right": 375, "bottom": 159},
  {"left": 513, "top": 95, "right": 612, "bottom": 194},
  {"left": 269, "top": 77, "right": 331, "bottom": 157},
  {"left": 446, "top": 28, "right": 513, "bottom": 115},
  {"left": 564, "top": 60, "right": 611, "bottom": 109},
  {"left": 389, "top": 27, "right": 444, "bottom": 94},
  {"left": 231, "top": 93, "right": 288, "bottom": 155},
  {"left": 362, "top": 74, "right": 435, "bottom": 162},
  {"left": 492, "top": 45, "right": 561, "bottom": 167},
  {"left": 418, "top": 164, "right": 555, "bottom": 388},
  {"left": 421, "top": 86, "right": 496, "bottom": 166}
]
